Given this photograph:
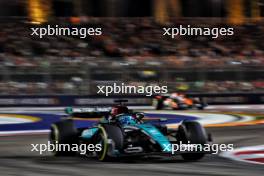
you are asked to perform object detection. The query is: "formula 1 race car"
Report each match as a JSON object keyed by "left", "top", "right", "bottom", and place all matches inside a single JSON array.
[
  {"left": 153, "top": 93, "right": 207, "bottom": 110},
  {"left": 50, "top": 100, "right": 212, "bottom": 161}
]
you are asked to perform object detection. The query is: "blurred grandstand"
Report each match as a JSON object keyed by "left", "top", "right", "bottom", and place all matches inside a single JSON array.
[{"left": 0, "top": 0, "right": 263, "bottom": 95}]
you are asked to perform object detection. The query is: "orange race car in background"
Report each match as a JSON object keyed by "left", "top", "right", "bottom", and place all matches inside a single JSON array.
[{"left": 153, "top": 93, "right": 207, "bottom": 110}]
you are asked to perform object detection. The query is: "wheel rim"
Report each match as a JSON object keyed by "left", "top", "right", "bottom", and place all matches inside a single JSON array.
[
  {"left": 95, "top": 127, "right": 108, "bottom": 161},
  {"left": 50, "top": 125, "right": 59, "bottom": 154},
  {"left": 152, "top": 99, "right": 158, "bottom": 107}
]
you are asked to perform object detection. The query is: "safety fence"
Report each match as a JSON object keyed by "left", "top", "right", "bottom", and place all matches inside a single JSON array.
[{"left": 0, "top": 93, "right": 263, "bottom": 107}]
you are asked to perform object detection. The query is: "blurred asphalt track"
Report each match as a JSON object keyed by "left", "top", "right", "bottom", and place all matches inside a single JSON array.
[{"left": 0, "top": 106, "right": 263, "bottom": 176}]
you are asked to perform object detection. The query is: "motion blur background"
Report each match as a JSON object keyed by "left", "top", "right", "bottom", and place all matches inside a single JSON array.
[
  {"left": 1, "top": 2, "right": 264, "bottom": 175},
  {"left": 0, "top": 0, "right": 263, "bottom": 96}
]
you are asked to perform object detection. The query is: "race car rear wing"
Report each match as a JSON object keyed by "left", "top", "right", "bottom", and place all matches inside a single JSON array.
[{"left": 65, "top": 107, "right": 111, "bottom": 118}]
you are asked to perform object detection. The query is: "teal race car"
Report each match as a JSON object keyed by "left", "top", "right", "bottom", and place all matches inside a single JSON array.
[{"left": 50, "top": 101, "right": 212, "bottom": 161}]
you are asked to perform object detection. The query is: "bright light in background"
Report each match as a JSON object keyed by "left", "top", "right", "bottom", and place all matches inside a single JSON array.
[{"left": 28, "top": 0, "right": 50, "bottom": 24}]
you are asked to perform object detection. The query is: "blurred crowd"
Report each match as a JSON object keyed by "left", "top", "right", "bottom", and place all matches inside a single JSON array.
[
  {"left": 171, "top": 81, "right": 264, "bottom": 93},
  {"left": 0, "top": 18, "right": 263, "bottom": 94},
  {"left": 0, "top": 18, "right": 264, "bottom": 68}
]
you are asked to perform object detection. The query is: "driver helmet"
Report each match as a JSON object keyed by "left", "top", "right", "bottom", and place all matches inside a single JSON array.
[
  {"left": 170, "top": 93, "right": 179, "bottom": 98},
  {"left": 111, "top": 105, "right": 129, "bottom": 117}
]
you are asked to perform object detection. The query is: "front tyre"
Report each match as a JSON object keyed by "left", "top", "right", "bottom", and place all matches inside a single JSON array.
[
  {"left": 94, "top": 127, "right": 109, "bottom": 161},
  {"left": 49, "top": 119, "right": 78, "bottom": 156},
  {"left": 95, "top": 125, "right": 124, "bottom": 161},
  {"left": 177, "top": 121, "right": 208, "bottom": 161}
]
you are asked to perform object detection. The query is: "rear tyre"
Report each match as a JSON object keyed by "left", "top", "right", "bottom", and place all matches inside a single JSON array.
[
  {"left": 95, "top": 124, "right": 124, "bottom": 161},
  {"left": 153, "top": 98, "right": 163, "bottom": 110},
  {"left": 177, "top": 103, "right": 188, "bottom": 110},
  {"left": 197, "top": 98, "right": 207, "bottom": 110},
  {"left": 49, "top": 119, "right": 78, "bottom": 156},
  {"left": 178, "top": 121, "right": 208, "bottom": 161},
  {"left": 197, "top": 105, "right": 205, "bottom": 110}
]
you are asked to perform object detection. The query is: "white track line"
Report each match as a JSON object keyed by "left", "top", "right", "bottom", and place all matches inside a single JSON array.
[
  {"left": 0, "top": 130, "right": 49, "bottom": 136},
  {"left": 144, "top": 110, "right": 254, "bottom": 126},
  {"left": 206, "top": 105, "right": 264, "bottom": 110},
  {"left": 0, "top": 116, "right": 34, "bottom": 124}
]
